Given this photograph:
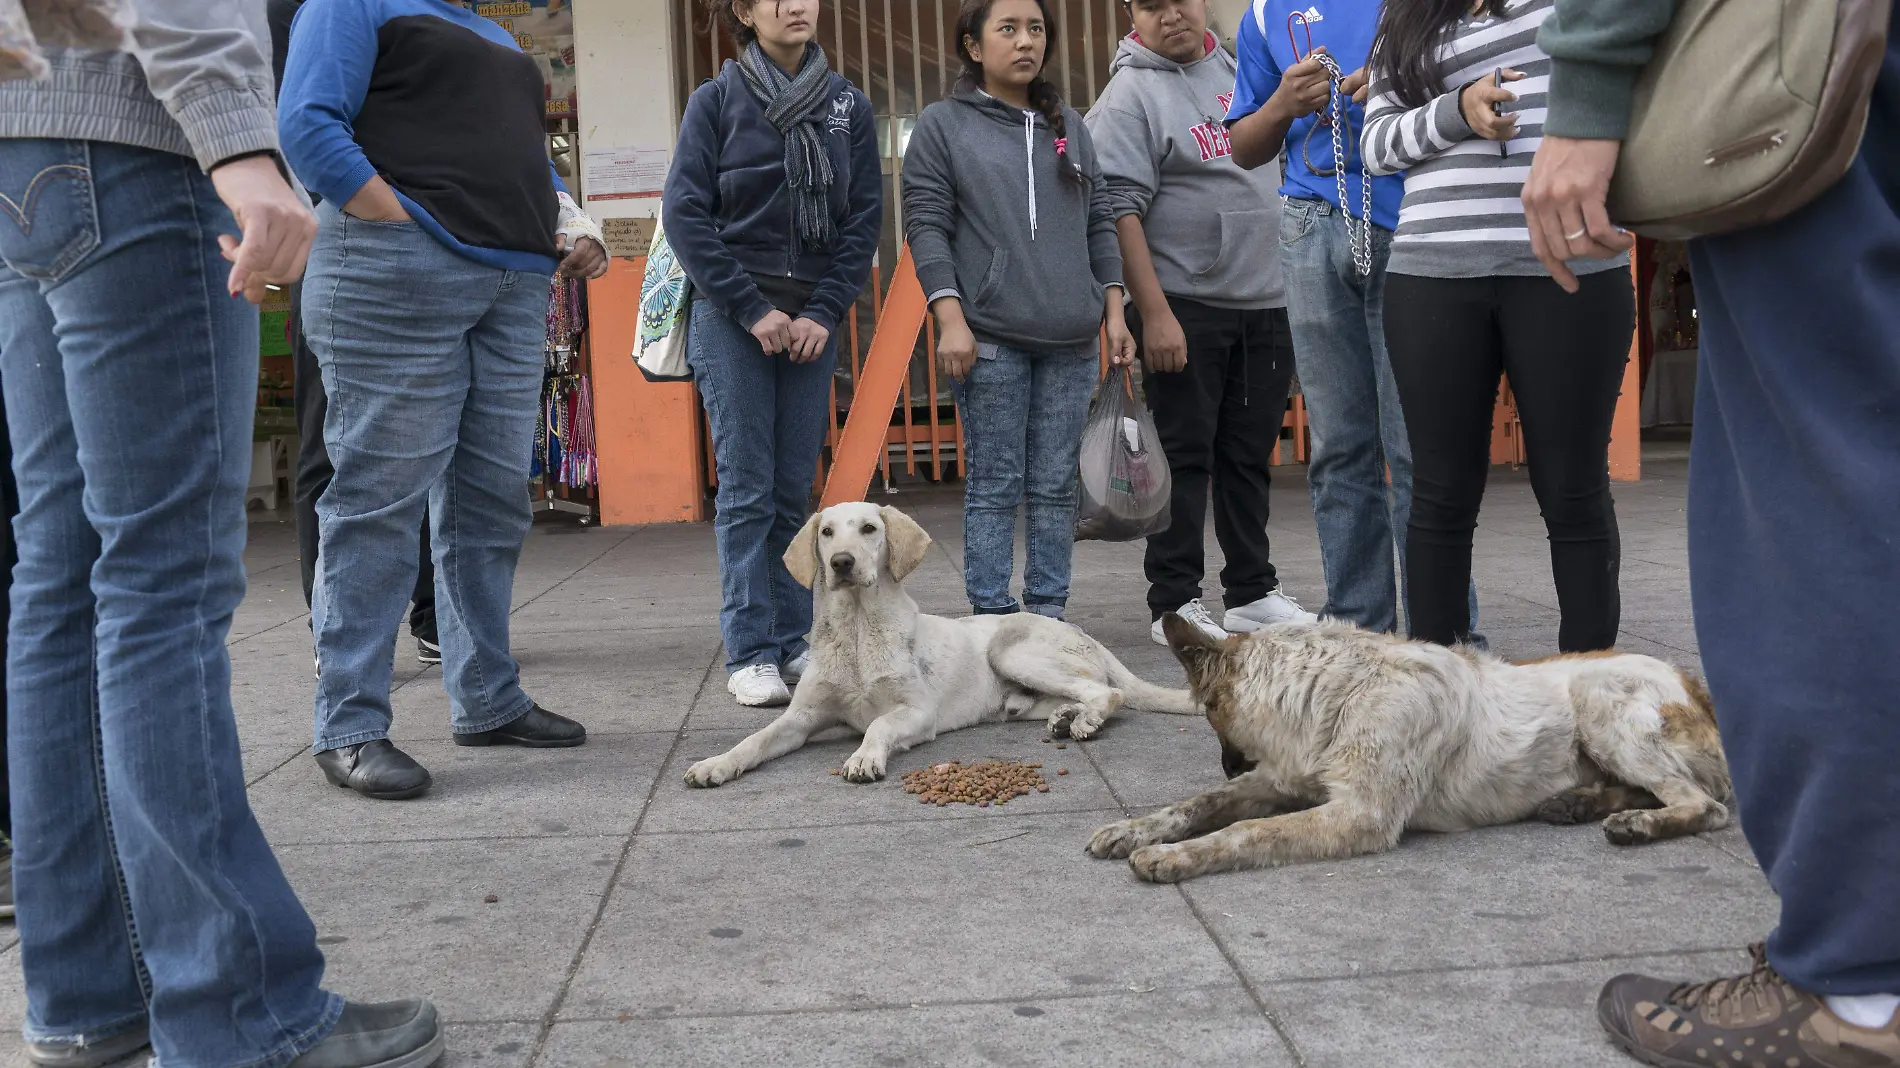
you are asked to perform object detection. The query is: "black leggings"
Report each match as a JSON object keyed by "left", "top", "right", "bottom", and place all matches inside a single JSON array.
[{"left": 1384, "top": 269, "right": 1634, "bottom": 652}]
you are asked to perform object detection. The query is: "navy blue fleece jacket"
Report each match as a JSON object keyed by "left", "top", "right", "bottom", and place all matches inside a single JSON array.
[{"left": 662, "top": 59, "right": 882, "bottom": 333}]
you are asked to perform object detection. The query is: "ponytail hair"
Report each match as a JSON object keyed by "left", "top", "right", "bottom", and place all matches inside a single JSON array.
[
  {"left": 701, "top": 0, "right": 762, "bottom": 49},
  {"left": 953, "top": 0, "right": 1084, "bottom": 184}
]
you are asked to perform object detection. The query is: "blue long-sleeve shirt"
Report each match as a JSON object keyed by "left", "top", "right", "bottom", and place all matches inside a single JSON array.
[
  {"left": 1226, "top": 0, "right": 1404, "bottom": 231},
  {"left": 279, "top": 0, "right": 566, "bottom": 273}
]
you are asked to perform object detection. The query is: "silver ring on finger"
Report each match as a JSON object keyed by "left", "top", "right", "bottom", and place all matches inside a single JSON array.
[{"left": 1565, "top": 228, "right": 1588, "bottom": 241}]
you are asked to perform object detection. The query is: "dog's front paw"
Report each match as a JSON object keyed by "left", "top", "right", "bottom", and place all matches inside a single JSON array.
[
  {"left": 1088, "top": 816, "right": 1166, "bottom": 859},
  {"left": 1129, "top": 843, "right": 1203, "bottom": 884},
  {"left": 1066, "top": 706, "right": 1108, "bottom": 741},
  {"left": 1045, "top": 704, "right": 1078, "bottom": 739},
  {"left": 684, "top": 756, "right": 743, "bottom": 788},
  {"left": 839, "top": 750, "right": 887, "bottom": 784},
  {"left": 1602, "top": 809, "right": 1657, "bottom": 846}
]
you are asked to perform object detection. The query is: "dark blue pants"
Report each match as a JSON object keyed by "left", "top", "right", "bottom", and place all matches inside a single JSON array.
[{"left": 1687, "top": 17, "right": 1900, "bottom": 995}]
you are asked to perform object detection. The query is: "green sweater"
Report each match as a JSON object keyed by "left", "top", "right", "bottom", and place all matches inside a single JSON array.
[{"left": 1538, "top": 0, "right": 1681, "bottom": 139}]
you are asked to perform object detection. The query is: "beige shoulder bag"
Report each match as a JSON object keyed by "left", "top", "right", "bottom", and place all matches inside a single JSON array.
[{"left": 1609, "top": 0, "right": 1892, "bottom": 239}]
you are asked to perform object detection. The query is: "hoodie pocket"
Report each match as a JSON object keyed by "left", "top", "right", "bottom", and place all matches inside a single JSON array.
[
  {"left": 971, "top": 248, "right": 1010, "bottom": 307},
  {"left": 1194, "top": 211, "right": 1273, "bottom": 279}
]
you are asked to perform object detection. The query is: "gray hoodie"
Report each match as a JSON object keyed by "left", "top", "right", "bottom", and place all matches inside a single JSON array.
[
  {"left": 902, "top": 85, "right": 1122, "bottom": 351},
  {"left": 1086, "top": 33, "right": 1284, "bottom": 309}
]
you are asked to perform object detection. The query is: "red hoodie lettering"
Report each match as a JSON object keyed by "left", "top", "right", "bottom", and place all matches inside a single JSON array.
[{"left": 1190, "top": 97, "right": 1235, "bottom": 163}]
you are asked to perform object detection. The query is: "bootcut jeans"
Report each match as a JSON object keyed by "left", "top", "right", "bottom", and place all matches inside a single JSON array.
[{"left": 0, "top": 138, "right": 341, "bottom": 1067}]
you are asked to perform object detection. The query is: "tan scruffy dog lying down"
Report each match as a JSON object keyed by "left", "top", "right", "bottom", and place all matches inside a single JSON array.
[
  {"left": 684, "top": 503, "right": 1195, "bottom": 788},
  {"left": 1088, "top": 615, "right": 1734, "bottom": 884}
]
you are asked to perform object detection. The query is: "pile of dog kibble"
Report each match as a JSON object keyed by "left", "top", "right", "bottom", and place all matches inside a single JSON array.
[{"left": 900, "top": 759, "right": 1063, "bottom": 807}]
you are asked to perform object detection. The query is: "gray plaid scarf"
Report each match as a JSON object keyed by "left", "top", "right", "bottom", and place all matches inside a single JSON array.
[{"left": 738, "top": 41, "right": 837, "bottom": 252}]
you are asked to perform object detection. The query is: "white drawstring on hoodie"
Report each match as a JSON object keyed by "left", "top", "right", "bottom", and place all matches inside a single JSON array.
[
  {"left": 978, "top": 89, "right": 1045, "bottom": 241},
  {"left": 1022, "top": 109, "right": 1038, "bottom": 241}
]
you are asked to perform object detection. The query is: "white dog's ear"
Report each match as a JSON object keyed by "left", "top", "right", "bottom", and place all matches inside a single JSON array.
[
  {"left": 880, "top": 506, "right": 932, "bottom": 582},
  {"left": 783, "top": 512, "right": 823, "bottom": 589}
]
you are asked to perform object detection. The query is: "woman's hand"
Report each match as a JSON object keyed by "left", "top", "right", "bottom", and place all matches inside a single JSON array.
[
  {"left": 932, "top": 297, "right": 978, "bottom": 380},
  {"left": 750, "top": 309, "right": 795, "bottom": 354},
  {"left": 1341, "top": 66, "right": 1370, "bottom": 106},
  {"left": 342, "top": 175, "right": 411, "bottom": 223},
  {"left": 1104, "top": 296, "right": 1136, "bottom": 368},
  {"left": 937, "top": 322, "right": 978, "bottom": 380},
  {"left": 934, "top": 324, "right": 980, "bottom": 381},
  {"left": 787, "top": 317, "right": 831, "bottom": 363},
  {"left": 1461, "top": 68, "right": 1523, "bottom": 142},
  {"left": 207, "top": 154, "right": 317, "bottom": 303}
]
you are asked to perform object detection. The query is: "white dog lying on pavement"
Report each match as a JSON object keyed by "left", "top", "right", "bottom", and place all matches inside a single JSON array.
[{"left": 684, "top": 503, "right": 1196, "bottom": 787}]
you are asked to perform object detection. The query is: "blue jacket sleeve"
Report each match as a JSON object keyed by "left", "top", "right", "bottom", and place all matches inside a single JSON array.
[
  {"left": 800, "top": 90, "right": 882, "bottom": 333},
  {"left": 662, "top": 80, "right": 777, "bottom": 332},
  {"left": 278, "top": 0, "right": 380, "bottom": 207}
]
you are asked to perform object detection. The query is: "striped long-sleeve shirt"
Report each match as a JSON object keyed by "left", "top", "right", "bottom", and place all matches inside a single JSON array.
[{"left": 1360, "top": 0, "right": 1628, "bottom": 278}]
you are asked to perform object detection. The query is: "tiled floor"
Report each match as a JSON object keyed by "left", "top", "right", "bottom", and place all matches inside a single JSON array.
[{"left": 0, "top": 447, "right": 1772, "bottom": 1068}]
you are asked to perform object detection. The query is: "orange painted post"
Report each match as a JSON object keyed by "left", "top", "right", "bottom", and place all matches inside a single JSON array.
[
  {"left": 820, "top": 246, "right": 928, "bottom": 507},
  {"left": 588, "top": 257, "right": 710, "bottom": 525},
  {"left": 1607, "top": 259, "right": 1644, "bottom": 482}
]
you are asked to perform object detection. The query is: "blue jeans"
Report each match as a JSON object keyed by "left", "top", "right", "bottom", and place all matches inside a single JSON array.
[
  {"left": 303, "top": 203, "right": 549, "bottom": 750},
  {"left": 688, "top": 299, "right": 837, "bottom": 672},
  {"left": 1686, "top": 37, "right": 1900, "bottom": 993},
  {"left": 0, "top": 140, "right": 341, "bottom": 1065},
  {"left": 950, "top": 342, "right": 1096, "bottom": 617},
  {"left": 1280, "top": 198, "right": 1478, "bottom": 635}
]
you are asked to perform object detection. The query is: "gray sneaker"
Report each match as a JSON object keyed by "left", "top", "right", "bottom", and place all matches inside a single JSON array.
[
  {"left": 25, "top": 1027, "right": 150, "bottom": 1068},
  {"left": 290, "top": 999, "right": 443, "bottom": 1068},
  {"left": 0, "top": 846, "right": 13, "bottom": 921},
  {"left": 1222, "top": 588, "right": 1318, "bottom": 632}
]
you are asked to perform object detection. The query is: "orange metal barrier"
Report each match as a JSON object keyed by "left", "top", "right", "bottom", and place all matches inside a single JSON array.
[{"left": 818, "top": 247, "right": 928, "bottom": 506}]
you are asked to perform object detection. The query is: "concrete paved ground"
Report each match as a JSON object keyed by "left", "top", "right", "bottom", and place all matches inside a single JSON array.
[{"left": 0, "top": 445, "right": 1778, "bottom": 1067}]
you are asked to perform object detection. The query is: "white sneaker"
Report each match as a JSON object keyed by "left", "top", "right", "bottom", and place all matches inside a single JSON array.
[
  {"left": 1223, "top": 588, "right": 1319, "bottom": 632},
  {"left": 1151, "top": 599, "right": 1228, "bottom": 646},
  {"left": 728, "top": 664, "right": 792, "bottom": 707},
  {"left": 782, "top": 651, "right": 812, "bottom": 686}
]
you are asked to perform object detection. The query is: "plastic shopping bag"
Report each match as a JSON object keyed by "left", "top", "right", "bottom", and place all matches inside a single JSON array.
[
  {"left": 1074, "top": 365, "right": 1172, "bottom": 542},
  {"left": 635, "top": 219, "right": 693, "bottom": 382}
]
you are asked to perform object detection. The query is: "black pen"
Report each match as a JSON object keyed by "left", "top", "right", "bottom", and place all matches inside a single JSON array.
[{"left": 1494, "top": 67, "right": 1509, "bottom": 158}]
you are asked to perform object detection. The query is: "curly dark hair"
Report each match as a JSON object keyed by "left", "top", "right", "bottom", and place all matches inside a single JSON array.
[
  {"left": 953, "top": 0, "right": 1082, "bottom": 184},
  {"left": 701, "top": 0, "right": 771, "bottom": 48}
]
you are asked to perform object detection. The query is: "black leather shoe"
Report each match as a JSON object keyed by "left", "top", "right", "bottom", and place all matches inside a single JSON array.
[
  {"left": 453, "top": 704, "right": 586, "bottom": 748},
  {"left": 314, "top": 741, "right": 432, "bottom": 800},
  {"left": 25, "top": 1026, "right": 149, "bottom": 1068},
  {"left": 289, "top": 999, "right": 443, "bottom": 1068}
]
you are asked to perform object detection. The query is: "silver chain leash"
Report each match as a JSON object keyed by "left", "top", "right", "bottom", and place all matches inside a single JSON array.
[{"left": 1308, "top": 50, "right": 1374, "bottom": 278}]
